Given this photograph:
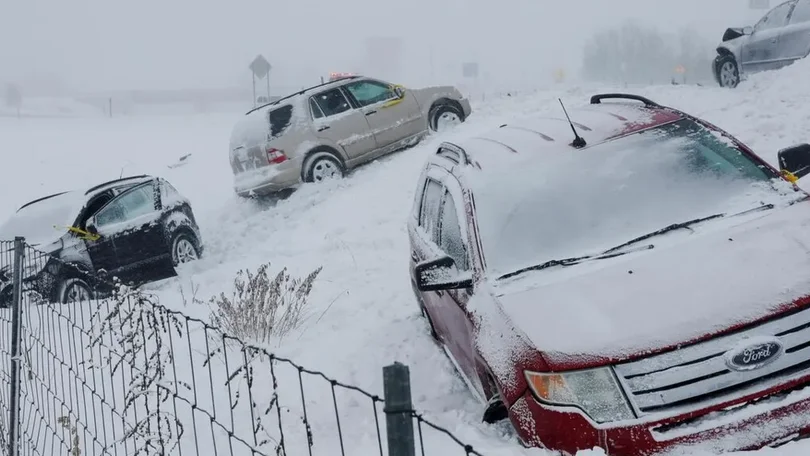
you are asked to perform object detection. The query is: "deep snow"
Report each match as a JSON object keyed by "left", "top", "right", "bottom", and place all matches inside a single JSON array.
[{"left": 3, "top": 60, "right": 810, "bottom": 455}]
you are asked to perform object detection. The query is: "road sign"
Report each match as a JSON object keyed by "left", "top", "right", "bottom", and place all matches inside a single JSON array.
[
  {"left": 749, "top": 0, "right": 770, "bottom": 9},
  {"left": 462, "top": 62, "right": 479, "bottom": 78},
  {"left": 249, "top": 55, "right": 272, "bottom": 79},
  {"left": 675, "top": 64, "right": 686, "bottom": 74}
]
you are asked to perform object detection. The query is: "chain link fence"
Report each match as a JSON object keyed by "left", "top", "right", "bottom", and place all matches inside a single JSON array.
[{"left": 0, "top": 238, "right": 487, "bottom": 456}]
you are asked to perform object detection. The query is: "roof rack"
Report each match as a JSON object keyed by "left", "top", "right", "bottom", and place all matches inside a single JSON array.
[
  {"left": 435, "top": 142, "right": 472, "bottom": 166},
  {"left": 85, "top": 175, "right": 151, "bottom": 195},
  {"left": 244, "top": 75, "right": 363, "bottom": 116},
  {"left": 590, "top": 93, "right": 661, "bottom": 108},
  {"left": 18, "top": 192, "right": 70, "bottom": 212}
]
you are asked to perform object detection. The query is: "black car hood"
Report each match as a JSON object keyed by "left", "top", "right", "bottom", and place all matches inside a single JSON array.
[{"left": 723, "top": 27, "right": 746, "bottom": 42}]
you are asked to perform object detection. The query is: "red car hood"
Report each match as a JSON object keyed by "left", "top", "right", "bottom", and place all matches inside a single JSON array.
[{"left": 493, "top": 201, "right": 810, "bottom": 370}]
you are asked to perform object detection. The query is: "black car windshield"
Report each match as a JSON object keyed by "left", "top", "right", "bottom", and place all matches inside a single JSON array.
[
  {"left": 470, "top": 118, "right": 799, "bottom": 278},
  {"left": 0, "top": 191, "right": 85, "bottom": 246}
]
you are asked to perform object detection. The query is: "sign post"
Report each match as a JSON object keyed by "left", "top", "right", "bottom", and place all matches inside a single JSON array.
[{"left": 249, "top": 55, "right": 272, "bottom": 107}]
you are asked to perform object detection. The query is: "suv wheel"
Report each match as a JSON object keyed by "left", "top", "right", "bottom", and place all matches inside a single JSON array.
[
  {"left": 304, "top": 152, "right": 344, "bottom": 183},
  {"left": 172, "top": 233, "right": 200, "bottom": 266},
  {"left": 717, "top": 55, "right": 740, "bottom": 88},
  {"left": 58, "top": 278, "right": 93, "bottom": 304},
  {"left": 429, "top": 104, "right": 464, "bottom": 133}
]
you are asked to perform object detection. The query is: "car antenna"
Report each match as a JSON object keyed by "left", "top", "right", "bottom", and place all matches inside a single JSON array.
[{"left": 558, "top": 98, "right": 586, "bottom": 149}]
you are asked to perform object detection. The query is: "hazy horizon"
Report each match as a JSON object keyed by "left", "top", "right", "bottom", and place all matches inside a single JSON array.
[{"left": 2, "top": 0, "right": 769, "bottom": 94}]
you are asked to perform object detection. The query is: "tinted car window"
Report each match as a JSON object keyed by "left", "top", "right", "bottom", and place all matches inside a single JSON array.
[
  {"left": 756, "top": 1, "right": 795, "bottom": 30},
  {"left": 345, "top": 81, "right": 396, "bottom": 107},
  {"left": 95, "top": 185, "right": 156, "bottom": 228},
  {"left": 313, "top": 89, "right": 351, "bottom": 117},
  {"left": 309, "top": 98, "right": 324, "bottom": 119},
  {"left": 419, "top": 178, "right": 444, "bottom": 242},
  {"left": 790, "top": 0, "right": 810, "bottom": 22},
  {"left": 439, "top": 191, "right": 468, "bottom": 270},
  {"left": 269, "top": 105, "right": 293, "bottom": 138}
]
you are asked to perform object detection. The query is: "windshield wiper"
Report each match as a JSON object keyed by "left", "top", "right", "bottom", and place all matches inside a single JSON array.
[
  {"left": 498, "top": 204, "right": 778, "bottom": 282},
  {"left": 601, "top": 213, "right": 725, "bottom": 255},
  {"left": 497, "top": 243, "right": 656, "bottom": 281}
]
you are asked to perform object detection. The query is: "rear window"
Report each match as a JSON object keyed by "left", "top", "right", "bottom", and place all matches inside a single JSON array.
[{"left": 269, "top": 105, "right": 293, "bottom": 138}]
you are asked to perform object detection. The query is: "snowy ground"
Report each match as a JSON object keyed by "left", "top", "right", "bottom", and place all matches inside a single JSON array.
[{"left": 3, "top": 60, "right": 810, "bottom": 455}]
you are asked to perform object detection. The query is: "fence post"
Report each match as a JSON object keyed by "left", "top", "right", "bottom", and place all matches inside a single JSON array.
[
  {"left": 383, "top": 362, "right": 415, "bottom": 456},
  {"left": 7, "top": 237, "right": 24, "bottom": 456}
]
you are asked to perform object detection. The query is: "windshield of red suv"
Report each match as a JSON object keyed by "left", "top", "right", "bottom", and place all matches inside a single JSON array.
[{"left": 472, "top": 118, "right": 801, "bottom": 278}]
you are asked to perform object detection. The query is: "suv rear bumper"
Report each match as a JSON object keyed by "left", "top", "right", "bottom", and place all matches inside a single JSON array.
[
  {"left": 509, "top": 376, "right": 810, "bottom": 455},
  {"left": 233, "top": 158, "right": 302, "bottom": 197}
]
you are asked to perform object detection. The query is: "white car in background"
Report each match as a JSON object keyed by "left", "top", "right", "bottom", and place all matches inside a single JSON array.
[{"left": 228, "top": 75, "right": 472, "bottom": 197}]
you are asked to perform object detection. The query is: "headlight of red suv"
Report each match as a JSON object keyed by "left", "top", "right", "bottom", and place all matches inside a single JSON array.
[{"left": 525, "top": 368, "right": 634, "bottom": 423}]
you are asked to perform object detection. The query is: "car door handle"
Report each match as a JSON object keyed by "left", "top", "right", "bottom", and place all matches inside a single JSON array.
[
  {"left": 317, "top": 125, "right": 330, "bottom": 132},
  {"left": 365, "top": 110, "right": 377, "bottom": 116}
]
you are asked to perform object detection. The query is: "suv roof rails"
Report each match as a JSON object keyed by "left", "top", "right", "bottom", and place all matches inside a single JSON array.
[
  {"left": 590, "top": 93, "right": 661, "bottom": 108},
  {"left": 85, "top": 175, "right": 151, "bottom": 195},
  {"left": 435, "top": 143, "right": 472, "bottom": 166},
  {"left": 18, "top": 192, "right": 70, "bottom": 212},
  {"left": 244, "top": 75, "right": 363, "bottom": 116}
]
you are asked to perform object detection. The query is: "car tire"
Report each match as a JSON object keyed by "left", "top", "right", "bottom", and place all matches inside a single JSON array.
[
  {"left": 716, "top": 55, "right": 740, "bottom": 88},
  {"left": 303, "top": 152, "right": 345, "bottom": 183},
  {"left": 429, "top": 103, "right": 465, "bottom": 133},
  {"left": 171, "top": 232, "right": 201, "bottom": 267},
  {"left": 57, "top": 278, "right": 93, "bottom": 304}
]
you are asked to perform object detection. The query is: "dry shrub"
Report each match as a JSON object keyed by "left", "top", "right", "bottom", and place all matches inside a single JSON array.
[{"left": 210, "top": 263, "right": 323, "bottom": 343}]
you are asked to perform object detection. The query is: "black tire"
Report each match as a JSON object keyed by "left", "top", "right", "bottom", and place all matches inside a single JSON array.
[
  {"left": 303, "top": 152, "right": 344, "bottom": 183},
  {"left": 429, "top": 103, "right": 465, "bottom": 132},
  {"left": 171, "top": 232, "right": 201, "bottom": 267},
  {"left": 716, "top": 54, "right": 740, "bottom": 88},
  {"left": 56, "top": 278, "right": 93, "bottom": 304}
]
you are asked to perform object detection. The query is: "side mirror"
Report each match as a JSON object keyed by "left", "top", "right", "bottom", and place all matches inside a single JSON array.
[
  {"left": 742, "top": 26, "right": 754, "bottom": 35},
  {"left": 414, "top": 256, "right": 473, "bottom": 292},
  {"left": 393, "top": 86, "right": 406, "bottom": 99},
  {"left": 778, "top": 143, "right": 810, "bottom": 180}
]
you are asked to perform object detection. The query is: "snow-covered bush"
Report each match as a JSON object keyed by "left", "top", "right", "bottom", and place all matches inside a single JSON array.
[{"left": 210, "top": 263, "right": 322, "bottom": 343}]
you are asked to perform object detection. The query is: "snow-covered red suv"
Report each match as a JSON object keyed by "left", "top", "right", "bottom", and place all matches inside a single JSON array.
[{"left": 407, "top": 93, "right": 810, "bottom": 455}]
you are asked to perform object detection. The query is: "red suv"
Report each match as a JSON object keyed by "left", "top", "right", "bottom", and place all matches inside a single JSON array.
[{"left": 407, "top": 93, "right": 810, "bottom": 455}]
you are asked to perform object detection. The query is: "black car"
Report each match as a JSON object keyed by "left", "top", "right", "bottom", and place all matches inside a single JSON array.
[{"left": 0, "top": 175, "right": 203, "bottom": 304}]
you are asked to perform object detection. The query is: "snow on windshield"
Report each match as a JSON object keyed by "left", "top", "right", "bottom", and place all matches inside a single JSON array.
[
  {"left": 469, "top": 119, "right": 798, "bottom": 278},
  {"left": 0, "top": 191, "right": 85, "bottom": 245}
]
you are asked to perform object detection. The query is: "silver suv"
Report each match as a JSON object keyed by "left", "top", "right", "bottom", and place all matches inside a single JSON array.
[{"left": 228, "top": 76, "right": 472, "bottom": 197}]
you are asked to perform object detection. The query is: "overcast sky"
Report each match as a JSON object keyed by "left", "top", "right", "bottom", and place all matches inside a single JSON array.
[{"left": 1, "top": 0, "right": 767, "bottom": 93}]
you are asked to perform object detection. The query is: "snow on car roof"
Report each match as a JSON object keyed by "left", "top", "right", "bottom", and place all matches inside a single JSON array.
[{"left": 452, "top": 103, "right": 684, "bottom": 174}]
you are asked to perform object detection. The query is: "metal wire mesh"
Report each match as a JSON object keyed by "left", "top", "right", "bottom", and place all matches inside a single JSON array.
[{"left": 0, "top": 238, "right": 487, "bottom": 456}]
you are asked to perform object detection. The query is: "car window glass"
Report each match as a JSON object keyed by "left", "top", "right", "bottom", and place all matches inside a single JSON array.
[
  {"left": 95, "top": 185, "right": 156, "bottom": 228},
  {"left": 313, "top": 89, "right": 351, "bottom": 117},
  {"left": 309, "top": 98, "right": 324, "bottom": 119},
  {"left": 269, "top": 105, "right": 293, "bottom": 138},
  {"left": 419, "top": 179, "right": 443, "bottom": 242},
  {"left": 160, "top": 180, "right": 182, "bottom": 207},
  {"left": 791, "top": 0, "right": 810, "bottom": 22},
  {"left": 439, "top": 191, "right": 468, "bottom": 270},
  {"left": 345, "top": 81, "right": 396, "bottom": 107},
  {"left": 757, "top": 1, "right": 795, "bottom": 30}
]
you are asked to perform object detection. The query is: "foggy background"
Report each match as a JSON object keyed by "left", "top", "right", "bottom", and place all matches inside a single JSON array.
[{"left": 1, "top": 0, "right": 770, "bottom": 109}]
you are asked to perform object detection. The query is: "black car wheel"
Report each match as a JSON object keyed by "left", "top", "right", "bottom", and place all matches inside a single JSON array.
[
  {"left": 57, "top": 278, "right": 93, "bottom": 304},
  {"left": 303, "top": 152, "right": 344, "bottom": 183},
  {"left": 716, "top": 55, "right": 740, "bottom": 88},
  {"left": 429, "top": 104, "right": 465, "bottom": 133},
  {"left": 171, "top": 232, "right": 200, "bottom": 266}
]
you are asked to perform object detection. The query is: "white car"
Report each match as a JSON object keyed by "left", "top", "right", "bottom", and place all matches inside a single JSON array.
[{"left": 228, "top": 76, "right": 472, "bottom": 197}]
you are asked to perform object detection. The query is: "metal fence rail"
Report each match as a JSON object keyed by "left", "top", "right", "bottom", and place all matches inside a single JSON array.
[{"left": 0, "top": 238, "right": 487, "bottom": 456}]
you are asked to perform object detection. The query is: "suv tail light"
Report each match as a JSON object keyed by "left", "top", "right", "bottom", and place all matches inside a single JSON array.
[{"left": 266, "top": 147, "right": 288, "bottom": 165}]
